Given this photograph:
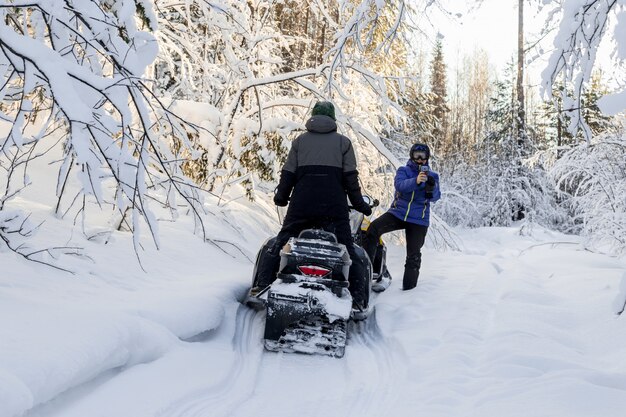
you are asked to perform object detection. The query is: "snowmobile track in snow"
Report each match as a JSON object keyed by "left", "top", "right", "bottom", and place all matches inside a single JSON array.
[
  {"left": 156, "top": 302, "right": 410, "bottom": 417},
  {"left": 156, "top": 303, "right": 265, "bottom": 417},
  {"left": 342, "top": 308, "right": 409, "bottom": 417}
]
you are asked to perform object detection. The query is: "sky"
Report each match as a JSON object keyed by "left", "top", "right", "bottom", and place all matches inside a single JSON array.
[
  {"left": 435, "top": 0, "right": 519, "bottom": 72},
  {"left": 424, "top": 0, "right": 619, "bottom": 88}
]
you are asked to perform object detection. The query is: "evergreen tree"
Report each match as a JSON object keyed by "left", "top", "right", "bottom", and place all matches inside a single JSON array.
[
  {"left": 428, "top": 38, "right": 449, "bottom": 154},
  {"left": 400, "top": 88, "right": 437, "bottom": 142},
  {"left": 479, "top": 64, "right": 556, "bottom": 226},
  {"left": 536, "top": 71, "right": 616, "bottom": 157},
  {"left": 580, "top": 71, "right": 615, "bottom": 137}
]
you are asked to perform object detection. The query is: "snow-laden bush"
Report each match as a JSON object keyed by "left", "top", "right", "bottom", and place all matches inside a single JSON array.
[
  {"left": 550, "top": 131, "right": 626, "bottom": 255},
  {"left": 436, "top": 157, "right": 564, "bottom": 229}
]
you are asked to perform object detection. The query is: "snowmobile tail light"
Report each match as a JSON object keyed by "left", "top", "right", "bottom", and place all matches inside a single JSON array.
[{"left": 297, "top": 265, "right": 331, "bottom": 277}]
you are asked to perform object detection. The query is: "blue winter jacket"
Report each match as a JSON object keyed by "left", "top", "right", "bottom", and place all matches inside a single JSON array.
[{"left": 387, "top": 160, "right": 441, "bottom": 226}]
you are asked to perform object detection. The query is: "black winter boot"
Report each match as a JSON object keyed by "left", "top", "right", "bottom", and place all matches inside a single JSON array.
[
  {"left": 402, "top": 254, "right": 421, "bottom": 290},
  {"left": 348, "top": 246, "right": 370, "bottom": 311},
  {"left": 255, "top": 247, "right": 281, "bottom": 288},
  {"left": 402, "top": 268, "right": 419, "bottom": 290}
]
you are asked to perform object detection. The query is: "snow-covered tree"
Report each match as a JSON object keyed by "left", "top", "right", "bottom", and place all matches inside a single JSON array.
[
  {"left": 536, "top": 71, "right": 618, "bottom": 157},
  {"left": 152, "top": 0, "right": 418, "bottom": 201},
  {"left": 437, "top": 63, "right": 563, "bottom": 229},
  {"left": 0, "top": 1, "right": 205, "bottom": 257},
  {"left": 428, "top": 38, "right": 449, "bottom": 153},
  {"left": 541, "top": 0, "right": 626, "bottom": 139},
  {"left": 550, "top": 129, "right": 626, "bottom": 255}
]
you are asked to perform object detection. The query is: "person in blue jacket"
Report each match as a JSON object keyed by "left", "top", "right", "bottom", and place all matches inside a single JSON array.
[{"left": 363, "top": 143, "right": 441, "bottom": 290}]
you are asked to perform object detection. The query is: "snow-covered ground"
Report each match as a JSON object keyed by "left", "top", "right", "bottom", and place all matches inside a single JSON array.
[{"left": 2, "top": 191, "right": 626, "bottom": 417}]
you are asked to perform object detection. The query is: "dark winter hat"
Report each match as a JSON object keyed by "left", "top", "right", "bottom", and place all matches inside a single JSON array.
[
  {"left": 410, "top": 143, "right": 431, "bottom": 160},
  {"left": 311, "top": 101, "right": 336, "bottom": 120}
]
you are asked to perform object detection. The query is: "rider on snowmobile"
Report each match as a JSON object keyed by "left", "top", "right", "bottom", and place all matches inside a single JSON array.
[{"left": 252, "top": 101, "right": 372, "bottom": 309}]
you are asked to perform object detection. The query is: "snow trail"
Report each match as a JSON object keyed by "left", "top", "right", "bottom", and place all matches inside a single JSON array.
[
  {"left": 218, "top": 308, "right": 408, "bottom": 417},
  {"left": 156, "top": 304, "right": 265, "bottom": 417},
  {"left": 7, "top": 227, "right": 626, "bottom": 417}
]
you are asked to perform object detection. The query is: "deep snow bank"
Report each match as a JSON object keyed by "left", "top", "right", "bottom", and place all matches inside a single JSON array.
[{"left": 0, "top": 186, "right": 278, "bottom": 417}]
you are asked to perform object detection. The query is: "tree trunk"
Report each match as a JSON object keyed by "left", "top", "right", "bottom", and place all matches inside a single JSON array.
[
  {"left": 557, "top": 98, "right": 563, "bottom": 158},
  {"left": 517, "top": 0, "right": 525, "bottom": 149}
]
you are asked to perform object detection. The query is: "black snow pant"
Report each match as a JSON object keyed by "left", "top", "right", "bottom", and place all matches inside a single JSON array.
[
  {"left": 363, "top": 212, "right": 428, "bottom": 290},
  {"left": 255, "top": 212, "right": 369, "bottom": 309}
]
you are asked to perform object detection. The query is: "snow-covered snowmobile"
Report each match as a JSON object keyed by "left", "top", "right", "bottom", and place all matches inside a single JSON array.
[{"left": 245, "top": 197, "right": 391, "bottom": 358}]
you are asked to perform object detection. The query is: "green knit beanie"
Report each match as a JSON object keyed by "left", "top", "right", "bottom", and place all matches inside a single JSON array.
[{"left": 311, "top": 101, "right": 336, "bottom": 120}]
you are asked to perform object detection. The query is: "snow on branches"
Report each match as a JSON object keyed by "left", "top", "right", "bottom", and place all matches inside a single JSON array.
[
  {"left": 550, "top": 130, "right": 626, "bottom": 256},
  {"left": 0, "top": 1, "right": 206, "bottom": 255},
  {"left": 541, "top": 0, "right": 626, "bottom": 140},
  {"left": 151, "top": 0, "right": 414, "bottom": 198}
]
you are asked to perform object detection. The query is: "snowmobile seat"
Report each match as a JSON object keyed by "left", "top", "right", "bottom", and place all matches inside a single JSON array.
[{"left": 298, "top": 229, "right": 337, "bottom": 243}]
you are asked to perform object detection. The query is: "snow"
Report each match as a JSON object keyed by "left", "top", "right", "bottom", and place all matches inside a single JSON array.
[
  {"left": 598, "top": 89, "right": 626, "bottom": 115},
  {"left": 2, "top": 182, "right": 626, "bottom": 417},
  {"left": 1, "top": 120, "right": 625, "bottom": 416}
]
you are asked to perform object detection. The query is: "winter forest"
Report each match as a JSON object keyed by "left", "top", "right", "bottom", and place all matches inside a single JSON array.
[
  {"left": 1, "top": 1, "right": 626, "bottom": 416},
  {"left": 1, "top": 0, "right": 624, "bottom": 261}
]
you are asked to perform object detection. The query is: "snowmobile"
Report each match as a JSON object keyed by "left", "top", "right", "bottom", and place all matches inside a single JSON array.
[{"left": 245, "top": 196, "right": 391, "bottom": 358}]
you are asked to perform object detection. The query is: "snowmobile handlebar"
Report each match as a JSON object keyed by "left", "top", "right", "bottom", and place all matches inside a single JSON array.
[{"left": 348, "top": 197, "right": 378, "bottom": 211}]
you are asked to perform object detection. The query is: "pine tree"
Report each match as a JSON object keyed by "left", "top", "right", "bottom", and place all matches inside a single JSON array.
[
  {"left": 536, "top": 71, "right": 616, "bottom": 157},
  {"left": 481, "top": 64, "right": 541, "bottom": 225},
  {"left": 428, "top": 38, "right": 449, "bottom": 154},
  {"left": 580, "top": 71, "right": 615, "bottom": 136},
  {"left": 396, "top": 87, "right": 437, "bottom": 146}
]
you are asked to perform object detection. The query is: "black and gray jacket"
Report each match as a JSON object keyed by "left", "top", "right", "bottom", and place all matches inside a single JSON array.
[{"left": 275, "top": 115, "right": 368, "bottom": 219}]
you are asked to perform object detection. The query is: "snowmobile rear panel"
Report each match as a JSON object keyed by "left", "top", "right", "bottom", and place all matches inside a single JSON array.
[
  {"left": 279, "top": 236, "right": 351, "bottom": 283},
  {"left": 264, "top": 283, "right": 351, "bottom": 358}
]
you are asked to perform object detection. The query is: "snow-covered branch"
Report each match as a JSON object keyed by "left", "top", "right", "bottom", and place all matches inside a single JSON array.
[
  {"left": 151, "top": 0, "right": 419, "bottom": 200},
  {"left": 0, "top": 1, "right": 207, "bottom": 253},
  {"left": 542, "top": 0, "right": 625, "bottom": 140},
  {"left": 550, "top": 130, "right": 626, "bottom": 255}
]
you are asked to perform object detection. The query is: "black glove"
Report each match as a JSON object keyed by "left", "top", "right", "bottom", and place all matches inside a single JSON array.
[
  {"left": 273, "top": 194, "right": 288, "bottom": 207},
  {"left": 274, "top": 170, "right": 295, "bottom": 207},
  {"left": 356, "top": 201, "right": 372, "bottom": 216},
  {"left": 425, "top": 176, "right": 435, "bottom": 199}
]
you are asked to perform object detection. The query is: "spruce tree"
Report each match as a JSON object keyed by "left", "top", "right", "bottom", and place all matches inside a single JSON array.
[
  {"left": 537, "top": 71, "right": 616, "bottom": 157},
  {"left": 482, "top": 64, "right": 535, "bottom": 225},
  {"left": 428, "top": 38, "right": 449, "bottom": 154}
]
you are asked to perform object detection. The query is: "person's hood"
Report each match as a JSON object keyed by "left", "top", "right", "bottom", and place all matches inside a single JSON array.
[
  {"left": 305, "top": 115, "right": 337, "bottom": 133},
  {"left": 410, "top": 143, "right": 431, "bottom": 159}
]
